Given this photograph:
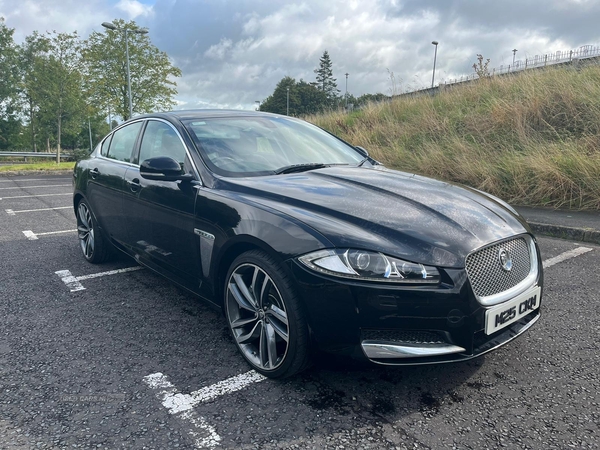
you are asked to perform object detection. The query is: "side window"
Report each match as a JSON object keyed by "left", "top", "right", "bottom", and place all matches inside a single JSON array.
[
  {"left": 107, "top": 122, "right": 143, "bottom": 163},
  {"left": 139, "top": 121, "right": 187, "bottom": 166},
  {"left": 100, "top": 135, "right": 111, "bottom": 157}
]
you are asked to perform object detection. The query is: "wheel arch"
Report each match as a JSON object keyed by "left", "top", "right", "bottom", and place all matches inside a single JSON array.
[
  {"left": 213, "top": 236, "right": 287, "bottom": 310},
  {"left": 73, "top": 192, "right": 84, "bottom": 215}
]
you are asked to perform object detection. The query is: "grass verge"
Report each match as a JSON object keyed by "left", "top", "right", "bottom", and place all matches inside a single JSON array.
[{"left": 0, "top": 161, "right": 75, "bottom": 173}]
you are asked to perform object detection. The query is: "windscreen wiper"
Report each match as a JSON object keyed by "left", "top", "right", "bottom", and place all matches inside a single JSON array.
[{"left": 274, "top": 163, "right": 328, "bottom": 174}]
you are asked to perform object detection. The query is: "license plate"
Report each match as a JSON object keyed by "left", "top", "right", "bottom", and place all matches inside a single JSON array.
[{"left": 485, "top": 286, "right": 541, "bottom": 335}]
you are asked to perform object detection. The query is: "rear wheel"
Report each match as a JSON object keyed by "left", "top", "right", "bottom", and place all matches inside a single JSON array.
[
  {"left": 76, "top": 200, "right": 112, "bottom": 263},
  {"left": 224, "top": 250, "right": 311, "bottom": 378}
]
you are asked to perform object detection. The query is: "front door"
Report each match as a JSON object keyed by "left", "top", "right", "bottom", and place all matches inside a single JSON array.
[{"left": 122, "top": 120, "right": 201, "bottom": 286}]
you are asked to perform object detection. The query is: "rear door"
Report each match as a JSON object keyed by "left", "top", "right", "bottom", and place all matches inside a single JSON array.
[
  {"left": 86, "top": 121, "right": 143, "bottom": 245},
  {"left": 122, "top": 119, "right": 201, "bottom": 285}
]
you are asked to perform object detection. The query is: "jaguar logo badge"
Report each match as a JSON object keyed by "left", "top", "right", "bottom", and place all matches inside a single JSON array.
[{"left": 498, "top": 248, "right": 513, "bottom": 272}]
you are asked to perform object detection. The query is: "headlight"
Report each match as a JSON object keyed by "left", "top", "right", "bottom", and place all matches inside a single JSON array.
[{"left": 298, "top": 249, "right": 440, "bottom": 284}]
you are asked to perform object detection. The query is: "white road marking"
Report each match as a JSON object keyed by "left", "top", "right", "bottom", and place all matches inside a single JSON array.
[
  {"left": 55, "top": 266, "right": 143, "bottom": 292},
  {"left": 6, "top": 206, "right": 71, "bottom": 215},
  {"left": 54, "top": 270, "right": 85, "bottom": 292},
  {"left": 76, "top": 266, "right": 143, "bottom": 281},
  {"left": 143, "top": 373, "right": 221, "bottom": 448},
  {"left": 0, "top": 178, "right": 70, "bottom": 183},
  {"left": 0, "top": 184, "right": 70, "bottom": 190},
  {"left": 189, "top": 370, "right": 266, "bottom": 404},
  {"left": 144, "top": 370, "right": 266, "bottom": 416},
  {"left": 543, "top": 247, "right": 593, "bottom": 269},
  {"left": 22, "top": 229, "right": 76, "bottom": 240},
  {"left": 0, "top": 193, "right": 71, "bottom": 200},
  {"left": 22, "top": 230, "right": 38, "bottom": 240}
]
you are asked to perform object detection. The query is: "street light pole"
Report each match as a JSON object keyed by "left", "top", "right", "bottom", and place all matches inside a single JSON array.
[
  {"left": 101, "top": 22, "right": 148, "bottom": 120},
  {"left": 125, "top": 29, "right": 133, "bottom": 119},
  {"left": 512, "top": 48, "right": 518, "bottom": 66},
  {"left": 431, "top": 41, "right": 439, "bottom": 88},
  {"left": 286, "top": 87, "right": 289, "bottom": 115},
  {"left": 345, "top": 73, "right": 349, "bottom": 109}
]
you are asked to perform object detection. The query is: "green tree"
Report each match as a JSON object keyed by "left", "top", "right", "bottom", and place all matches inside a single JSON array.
[
  {"left": 0, "top": 17, "right": 20, "bottom": 149},
  {"left": 259, "top": 76, "right": 299, "bottom": 115},
  {"left": 313, "top": 50, "right": 339, "bottom": 104},
  {"left": 84, "top": 19, "right": 182, "bottom": 121},
  {"left": 16, "top": 31, "right": 51, "bottom": 152},
  {"left": 34, "top": 31, "right": 86, "bottom": 161},
  {"left": 0, "top": 18, "right": 17, "bottom": 108},
  {"left": 260, "top": 77, "right": 329, "bottom": 116},
  {"left": 295, "top": 80, "right": 328, "bottom": 115}
]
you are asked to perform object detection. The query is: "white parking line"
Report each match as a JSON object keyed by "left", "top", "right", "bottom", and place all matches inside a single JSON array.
[
  {"left": 543, "top": 246, "right": 593, "bottom": 269},
  {"left": 6, "top": 206, "right": 71, "bottom": 215},
  {"left": 23, "top": 229, "right": 76, "bottom": 240},
  {"left": 143, "top": 371, "right": 266, "bottom": 448},
  {"left": 55, "top": 266, "right": 144, "bottom": 292},
  {"left": 0, "top": 184, "right": 71, "bottom": 190},
  {"left": 143, "top": 373, "right": 221, "bottom": 448},
  {"left": 0, "top": 193, "right": 71, "bottom": 200},
  {"left": 0, "top": 178, "right": 70, "bottom": 183}
]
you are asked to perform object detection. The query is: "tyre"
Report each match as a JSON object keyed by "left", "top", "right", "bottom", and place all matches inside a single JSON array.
[
  {"left": 76, "top": 200, "right": 112, "bottom": 264},
  {"left": 224, "top": 250, "right": 311, "bottom": 378}
]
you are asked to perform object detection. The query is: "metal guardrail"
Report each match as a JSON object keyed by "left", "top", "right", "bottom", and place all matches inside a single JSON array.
[{"left": 0, "top": 151, "right": 72, "bottom": 159}]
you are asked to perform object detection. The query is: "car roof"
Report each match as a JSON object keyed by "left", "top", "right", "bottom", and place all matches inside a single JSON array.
[{"left": 135, "top": 109, "right": 284, "bottom": 121}]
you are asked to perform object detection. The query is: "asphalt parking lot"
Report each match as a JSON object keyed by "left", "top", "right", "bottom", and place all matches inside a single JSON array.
[{"left": 0, "top": 174, "right": 598, "bottom": 449}]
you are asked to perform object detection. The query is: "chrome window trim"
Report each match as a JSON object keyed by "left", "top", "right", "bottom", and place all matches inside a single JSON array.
[{"left": 467, "top": 234, "right": 539, "bottom": 307}]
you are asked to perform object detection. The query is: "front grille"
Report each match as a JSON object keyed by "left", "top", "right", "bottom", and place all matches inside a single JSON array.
[
  {"left": 466, "top": 237, "right": 531, "bottom": 298},
  {"left": 362, "top": 329, "right": 446, "bottom": 344}
]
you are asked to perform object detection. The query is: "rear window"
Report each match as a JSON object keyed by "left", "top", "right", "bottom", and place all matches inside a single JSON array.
[{"left": 107, "top": 122, "right": 143, "bottom": 163}]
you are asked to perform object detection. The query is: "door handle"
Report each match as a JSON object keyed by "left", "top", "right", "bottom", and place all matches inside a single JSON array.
[
  {"left": 90, "top": 168, "right": 99, "bottom": 179},
  {"left": 127, "top": 178, "right": 141, "bottom": 192}
]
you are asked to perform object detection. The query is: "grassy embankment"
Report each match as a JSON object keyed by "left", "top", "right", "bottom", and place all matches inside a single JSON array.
[
  {"left": 0, "top": 161, "right": 75, "bottom": 173},
  {"left": 308, "top": 66, "right": 600, "bottom": 210}
]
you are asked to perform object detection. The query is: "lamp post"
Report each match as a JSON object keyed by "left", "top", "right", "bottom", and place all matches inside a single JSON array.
[
  {"left": 101, "top": 22, "right": 148, "bottom": 120},
  {"left": 286, "top": 87, "right": 289, "bottom": 115},
  {"left": 512, "top": 48, "right": 518, "bottom": 66},
  {"left": 345, "top": 72, "right": 349, "bottom": 109},
  {"left": 431, "top": 41, "right": 439, "bottom": 88}
]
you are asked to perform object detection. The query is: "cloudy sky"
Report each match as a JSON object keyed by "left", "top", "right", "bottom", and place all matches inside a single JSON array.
[{"left": 1, "top": 0, "right": 599, "bottom": 110}]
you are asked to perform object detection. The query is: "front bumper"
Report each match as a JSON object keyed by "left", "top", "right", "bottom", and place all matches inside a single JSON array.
[{"left": 288, "top": 247, "right": 543, "bottom": 365}]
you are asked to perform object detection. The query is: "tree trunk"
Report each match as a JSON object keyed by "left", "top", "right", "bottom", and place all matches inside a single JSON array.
[
  {"left": 29, "top": 102, "right": 37, "bottom": 153},
  {"left": 56, "top": 116, "right": 61, "bottom": 164}
]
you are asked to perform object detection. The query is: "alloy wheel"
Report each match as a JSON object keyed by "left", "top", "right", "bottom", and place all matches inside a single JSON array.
[
  {"left": 226, "top": 263, "right": 290, "bottom": 371},
  {"left": 77, "top": 202, "right": 95, "bottom": 260}
]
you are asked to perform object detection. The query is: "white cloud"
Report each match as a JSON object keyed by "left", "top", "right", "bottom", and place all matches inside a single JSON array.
[{"left": 116, "top": 0, "right": 153, "bottom": 19}]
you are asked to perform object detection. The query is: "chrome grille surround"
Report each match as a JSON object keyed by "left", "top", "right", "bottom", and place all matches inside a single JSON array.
[{"left": 466, "top": 234, "right": 538, "bottom": 306}]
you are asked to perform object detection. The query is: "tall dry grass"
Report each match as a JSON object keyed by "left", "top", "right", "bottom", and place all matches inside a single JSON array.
[{"left": 307, "top": 66, "right": 600, "bottom": 210}]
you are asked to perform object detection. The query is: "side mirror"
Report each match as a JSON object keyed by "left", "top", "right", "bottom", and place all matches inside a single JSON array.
[{"left": 140, "top": 156, "right": 194, "bottom": 182}]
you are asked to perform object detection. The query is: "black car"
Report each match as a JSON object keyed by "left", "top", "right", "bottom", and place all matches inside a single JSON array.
[{"left": 72, "top": 110, "right": 543, "bottom": 378}]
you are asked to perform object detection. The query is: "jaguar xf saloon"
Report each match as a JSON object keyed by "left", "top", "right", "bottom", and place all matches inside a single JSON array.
[{"left": 72, "top": 110, "right": 543, "bottom": 378}]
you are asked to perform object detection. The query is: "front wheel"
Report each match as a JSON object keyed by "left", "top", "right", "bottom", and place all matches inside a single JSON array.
[
  {"left": 224, "top": 250, "right": 311, "bottom": 378},
  {"left": 76, "top": 200, "right": 112, "bottom": 263}
]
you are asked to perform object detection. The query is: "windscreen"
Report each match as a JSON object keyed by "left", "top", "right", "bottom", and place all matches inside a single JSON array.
[{"left": 184, "top": 116, "right": 363, "bottom": 176}]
